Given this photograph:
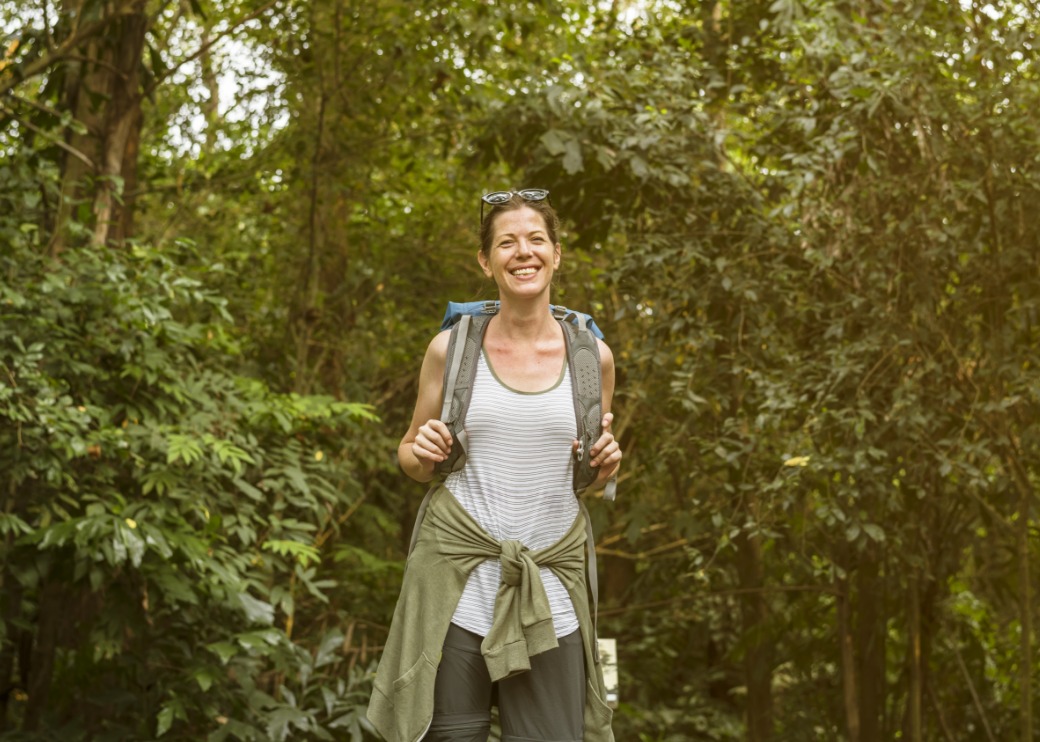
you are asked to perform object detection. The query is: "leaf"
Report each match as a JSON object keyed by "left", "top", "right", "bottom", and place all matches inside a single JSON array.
[
  {"left": 321, "top": 685, "right": 338, "bottom": 716},
  {"left": 156, "top": 704, "right": 174, "bottom": 737},
  {"left": 238, "top": 592, "right": 275, "bottom": 626},
  {"left": 193, "top": 667, "right": 215, "bottom": 692},
  {"left": 233, "top": 477, "right": 266, "bottom": 502},
  {"left": 167, "top": 434, "right": 203, "bottom": 465},
  {"left": 141, "top": 468, "right": 180, "bottom": 495},
  {"left": 540, "top": 129, "right": 568, "bottom": 156},
  {"left": 284, "top": 466, "right": 311, "bottom": 495},
  {"left": 562, "top": 139, "right": 584, "bottom": 174},
  {"left": 156, "top": 697, "right": 187, "bottom": 736},
  {"left": 0, "top": 512, "right": 32, "bottom": 536},
  {"left": 210, "top": 439, "right": 256, "bottom": 473},
  {"left": 863, "top": 524, "right": 885, "bottom": 543},
  {"left": 262, "top": 539, "right": 321, "bottom": 567},
  {"left": 122, "top": 524, "right": 145, "bottom": 567},
  {"left": 629, "top": 155, "right": 649, "bottom": 178},
  {"left": 206, "top": 641, "right": 238, "bottom": 665}
]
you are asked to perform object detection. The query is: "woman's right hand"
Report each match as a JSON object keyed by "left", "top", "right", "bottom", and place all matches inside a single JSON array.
[
  {"left": 412, "top": 419, "right": 453, "bottom": 468},
  {"left": 399, "top": 330, "right": 453, "bottom": 483}
]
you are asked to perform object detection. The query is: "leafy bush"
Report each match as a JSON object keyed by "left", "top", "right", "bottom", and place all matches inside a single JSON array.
[{"left": 0, "top": 228, "right": 380, "bottom": 738}]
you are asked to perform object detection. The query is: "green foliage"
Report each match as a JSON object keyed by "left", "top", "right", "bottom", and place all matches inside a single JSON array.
[
  {"left": 0, "top": 146, "right": 380, "bottom": 736},
  {"left": 3, "top": 0, "right": 1040, "bottom": 739},
  {"left": 465, "top": 1, "right": 1040, "bottom": 738}
]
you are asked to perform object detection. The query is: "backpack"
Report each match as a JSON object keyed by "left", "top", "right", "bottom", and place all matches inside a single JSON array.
[{"left": 433, "top": 300, "right": 615, "bottom": 500}]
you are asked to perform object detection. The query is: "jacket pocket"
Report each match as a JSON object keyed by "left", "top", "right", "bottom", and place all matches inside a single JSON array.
[
  {"left": 583, "top": 678, "right": 614, "bottom": 741},
  {"left": 393, "top": 652, "right": 439, "bottom": 741}
]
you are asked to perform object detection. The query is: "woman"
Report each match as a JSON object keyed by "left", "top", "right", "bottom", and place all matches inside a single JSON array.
[{"left": 368, "top": 190, "right": 621, "bottom": 742}]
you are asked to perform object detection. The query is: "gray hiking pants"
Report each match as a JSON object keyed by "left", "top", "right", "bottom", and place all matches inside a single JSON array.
[{"left": 423, "top": 623, "right": 586, "bottom": 742}]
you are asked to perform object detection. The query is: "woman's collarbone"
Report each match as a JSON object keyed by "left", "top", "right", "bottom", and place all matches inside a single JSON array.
[{"left": 485, "top": 344, "right": 565, "bottom": 393}]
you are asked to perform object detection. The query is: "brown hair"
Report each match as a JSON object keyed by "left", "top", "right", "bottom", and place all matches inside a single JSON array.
[{"left": 479, "top": 193, "right": 561, "bottom": 258}]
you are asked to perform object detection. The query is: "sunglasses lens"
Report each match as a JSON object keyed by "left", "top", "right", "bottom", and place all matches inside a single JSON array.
[
  {"left": 480, "top": 189, "right": 550, "bottom": 224},
  {"left": 482, "top": 191, "right": 513, "bottom": 205}
]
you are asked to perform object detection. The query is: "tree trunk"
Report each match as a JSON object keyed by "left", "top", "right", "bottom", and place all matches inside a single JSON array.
[
  {"left": 115, "top": 105, "right": 143, "bottom": 243},
  {"left": 1018, "top": 486, "right": 1033, "bottom": 742},
  {"left": 291, "top": 89, "right": 327, "bottom": 395},
  {"left": 0, "top": 577, "right": 22, "bottom": 731},
  {"left": 49, "top": 0, "right": 148, "bottom": 251},
  {"left": 1003, "top": 444, "right": 1035, "bottom": 741},
  {"left": 856, "top": 553, "right": 884, "bottom": 740},
  {"left": 50, "top": 0, "right": 102, "bottom": 255},
  {"left": 22, "top": 582, "right": 63, "bottom": 731},
  {"left": 837, "top": 575, "right": 860, "bottom": 742},
  {"left": 905, "top": 574, "right": 922, "bottom": 742},
  {"left": 91, "top": 2, "right": 148, "bottom": 247},
  {"left": 735, "top": 530, "right": 773, "bottom": 741}
]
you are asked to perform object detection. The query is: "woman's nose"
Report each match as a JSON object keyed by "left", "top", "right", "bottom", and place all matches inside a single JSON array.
[{"left": 516, "top": 238, "right": 533, "bottom": 256}]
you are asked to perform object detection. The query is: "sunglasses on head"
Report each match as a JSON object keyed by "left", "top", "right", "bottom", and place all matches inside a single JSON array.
[{"left": 480, "top": 188, "right": 551, "bottom": 223}]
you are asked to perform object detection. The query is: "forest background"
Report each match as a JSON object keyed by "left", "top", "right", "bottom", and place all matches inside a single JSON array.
[{"left": 1, "top": 0, "right": 1038, "bottom": 740}]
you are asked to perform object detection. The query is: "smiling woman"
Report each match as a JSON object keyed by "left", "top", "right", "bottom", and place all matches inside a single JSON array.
[{"left": 368, "top": 190, "right": 621, "bottom": 742}]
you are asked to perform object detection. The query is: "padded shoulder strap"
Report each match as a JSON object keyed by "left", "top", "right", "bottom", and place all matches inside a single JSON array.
[
  {"left": 561, "top": 313, "right": 604, "bottom": 495},
  {"left": 433, "top": 314, "right": 491, "bottom": 478}
]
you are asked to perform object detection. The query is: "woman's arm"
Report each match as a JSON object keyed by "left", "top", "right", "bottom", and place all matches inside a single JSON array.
[
  {"left": 589, "top": 338, "right": 622, "bottom": 487},
  {"left": 398, "top": 330, "right": 453, "bottom": 483}
]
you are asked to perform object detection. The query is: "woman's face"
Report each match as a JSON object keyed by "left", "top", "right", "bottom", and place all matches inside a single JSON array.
[{"left": 477, "top": 206, "right": 561, "bottom": 300}]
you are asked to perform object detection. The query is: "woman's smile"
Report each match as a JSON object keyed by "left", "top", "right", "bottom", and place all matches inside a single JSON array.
[{"left": 510, "top": 266, "right": 539, "bottom": 278}]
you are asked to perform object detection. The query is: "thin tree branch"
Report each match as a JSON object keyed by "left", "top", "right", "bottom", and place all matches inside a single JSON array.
[
  {"left": 3, "top": 90, "right": 70, "bottom": 121},
  {"left": 0, "top": 102, "right": 96, "bottom": 169},
  {"left": 951, "top": 640, "right": 998, "bottom": 742},
  {"left": 596, "top": 538, "right": 689, "bottom": 561},
  {"left": 926, "top": 682, "right": 957, "bottom": 742}
]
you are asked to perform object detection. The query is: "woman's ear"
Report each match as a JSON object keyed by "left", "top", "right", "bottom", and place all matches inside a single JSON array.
[
  {"left": 553, "top": 242, "right": 562, "bottom": 270},
  {"left": 477, "top": 249, "right": 492, "bottom": 277}
]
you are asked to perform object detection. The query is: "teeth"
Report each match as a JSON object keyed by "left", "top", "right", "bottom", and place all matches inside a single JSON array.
[{"left": 512, "top": 268, "right": 536, "bottom": 276}]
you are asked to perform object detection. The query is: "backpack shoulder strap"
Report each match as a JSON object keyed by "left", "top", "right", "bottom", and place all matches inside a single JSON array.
[
  {"left": 433, "top": 314, "right": 491, "bottom": 478},
  {"left": 560, "top": 311, "right": 605, "bottom": 495}
]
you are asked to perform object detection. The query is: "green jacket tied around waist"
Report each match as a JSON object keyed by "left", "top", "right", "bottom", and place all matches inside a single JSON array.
[{"left": 366, "top": 484, "right": 614, "bottom": 742}]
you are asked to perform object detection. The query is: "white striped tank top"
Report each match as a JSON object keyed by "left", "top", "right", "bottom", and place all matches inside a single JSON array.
[{"left": 445, "top": 348, "right": 581, "bottom": 638}]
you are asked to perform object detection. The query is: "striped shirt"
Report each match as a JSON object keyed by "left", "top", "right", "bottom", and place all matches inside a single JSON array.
[{"left": 446, "top": 348, "right": 580, "bottom": 638}]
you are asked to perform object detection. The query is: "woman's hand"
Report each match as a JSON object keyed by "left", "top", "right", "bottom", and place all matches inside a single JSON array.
[
  {"left": 412, "top": 419, "right": 453, "bottom": 469},
  {"left": 399, "top": 331, "right": 452, "bottom": 483},
  {"left": 578, "top": 412, "right": 622, "bottom": 488}
]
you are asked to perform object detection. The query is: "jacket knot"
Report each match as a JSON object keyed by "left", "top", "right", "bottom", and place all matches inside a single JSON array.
[{"left": 499, "top": 539, "right": 527, "bottom": 586}]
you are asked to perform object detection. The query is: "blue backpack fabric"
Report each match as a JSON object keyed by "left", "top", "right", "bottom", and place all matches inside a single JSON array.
[{"left": 441, "top": 300, "right": 606, "bottom": 340}]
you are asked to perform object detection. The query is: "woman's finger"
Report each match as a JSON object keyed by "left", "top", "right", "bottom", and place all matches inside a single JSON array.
[
  {"left": 593, "top": 438, "right": 620, "bottom": 467},
  {"left": 425, "top": 419, "right": 454, "bottom": 445},
  {"left": 418, "top": 421, "right": 453, "bottom": 452}
]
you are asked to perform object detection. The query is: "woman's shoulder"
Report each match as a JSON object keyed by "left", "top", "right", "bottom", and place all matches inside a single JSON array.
[
  {"left": 596, "top": 337, "right": 614, "bottom": 367},
  {"left": 429, "top": 328, "right": 452, "bottom": 351},
  {"left": 422, "top": 329, "right": 453, "bottom": 367}
]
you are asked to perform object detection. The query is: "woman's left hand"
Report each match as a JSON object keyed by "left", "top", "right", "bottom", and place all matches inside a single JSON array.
[{"left": 587, "top": 412, "right": 622, "bottom": 487}]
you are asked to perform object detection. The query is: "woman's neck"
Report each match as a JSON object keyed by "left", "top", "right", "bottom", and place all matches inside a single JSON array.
[{"left": 494, "top": 295, "right": 556, "bottom": 342}]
